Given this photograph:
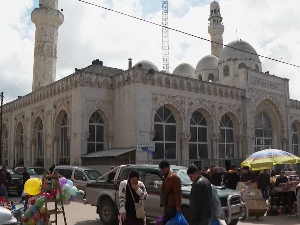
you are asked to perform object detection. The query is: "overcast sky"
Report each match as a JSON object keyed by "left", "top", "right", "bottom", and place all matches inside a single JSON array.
[{"left": 1, "top": 0, "right": 300, "bottom": 103}]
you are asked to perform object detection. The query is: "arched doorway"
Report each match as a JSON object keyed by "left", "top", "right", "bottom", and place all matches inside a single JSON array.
[
  {"left": 153, "top": 106, "right": 177, "bottom": 160},
  {"left": 254, "top": 112, "right": 272, "bottom": 152},
  {"left": 87, "top": 112, "right": 104, "bottom": 154}
]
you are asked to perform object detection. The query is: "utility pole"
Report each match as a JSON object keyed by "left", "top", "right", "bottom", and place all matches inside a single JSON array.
[{"left": 0, "top": 92, "right": 3, "bottom": 165}]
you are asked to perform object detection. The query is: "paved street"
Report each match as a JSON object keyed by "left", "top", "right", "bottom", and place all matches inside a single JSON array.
[{"left": 7, "top": 194, "right": 300, "bottom": 225}]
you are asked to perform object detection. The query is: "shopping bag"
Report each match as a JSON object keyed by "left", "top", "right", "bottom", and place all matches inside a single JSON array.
[
  {"left": 211, "top": 219, "right": 220, "bottom": 225},
  {"left": 155, "top": 216, "right": 163, "bottom": 225},
  {"left": 166, "top": 213, "right": 188, "bottom": 225}
]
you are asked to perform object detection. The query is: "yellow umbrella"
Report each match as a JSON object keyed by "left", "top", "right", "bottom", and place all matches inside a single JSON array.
[{"left": 241, "top": 149, "right": 300, "bottom": 171}]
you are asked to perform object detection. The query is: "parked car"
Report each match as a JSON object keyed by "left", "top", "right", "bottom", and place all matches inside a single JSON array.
[
  {"left": 0, "top": 167, "right": 23, "bottom": 196},
  {"left": 15, "top": 167, "right": 48, "bottom": 178},
  {"left": 85, "top": 165, "right": 248, "bottom": 225},
  {"left": 53, "top": 166, "right": 101, "bottom": 191},
  {"left": 0, "top": 206, "right": 18, "bottom": 225}
]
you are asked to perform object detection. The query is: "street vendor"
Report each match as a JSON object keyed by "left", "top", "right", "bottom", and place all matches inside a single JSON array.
[
  {"left": 275, "top": 171, "right": 288, "bottom": 187},
  {"left": 240, "top": 166, "right": 256, "bottom": 184}
]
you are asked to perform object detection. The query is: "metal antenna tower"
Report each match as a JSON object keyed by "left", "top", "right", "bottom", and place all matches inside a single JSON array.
[{"left": 162, "top": 0, "right": 169, "bottom": 72}]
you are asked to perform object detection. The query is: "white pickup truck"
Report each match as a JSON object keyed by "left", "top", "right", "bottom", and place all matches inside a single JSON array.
[{"left": 85, "top": 165, "right": 248, "bottom": 225}]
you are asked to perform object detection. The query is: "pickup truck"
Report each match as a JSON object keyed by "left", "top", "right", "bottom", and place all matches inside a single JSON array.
[{"left": 85, "top": 165, "right": 248, "bottom": 225}]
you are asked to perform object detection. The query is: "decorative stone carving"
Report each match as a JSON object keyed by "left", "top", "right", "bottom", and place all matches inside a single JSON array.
[
  {"left": 86, "top": 99, "right": 113, "bottom": 122},
  {"left": 249, "top": 77, "right": 282, "bottom": 90},
  {"left": 187, "top": 98, "right": 217, "bottom": 119},
  {"left": 180, "top": 132, "right": 191, "bottom": 144}
]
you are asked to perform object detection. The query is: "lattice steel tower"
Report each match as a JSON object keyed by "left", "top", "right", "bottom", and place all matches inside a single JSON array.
[{"left": 162, "top": 0, "right": 169, "bottom": 72}]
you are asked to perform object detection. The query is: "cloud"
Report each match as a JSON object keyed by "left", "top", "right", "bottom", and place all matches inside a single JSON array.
[{"left": 1, "top": 0, "right": 300, "bottom": 101}]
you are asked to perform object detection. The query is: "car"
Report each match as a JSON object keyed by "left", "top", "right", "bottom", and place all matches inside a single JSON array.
[
  {"left": 0, "top": 167, "right": 23, "bottom": 196},
  {"left": 53, "top": 165, "right": 101, "bottom": 191},
  {"left": 14, "top": 167, "right": 48, "bottom": 178},
  {"left": 85, "top": 165, "right": 248, "bottom": 225},
  {"left": 0, "top": 206, "right": 18, "bottom": 225}
]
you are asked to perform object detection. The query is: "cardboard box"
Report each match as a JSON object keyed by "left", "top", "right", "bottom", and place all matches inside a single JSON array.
[
  {"left": 244, "top": 199, "right": 267, "bottom": 210},
  {"left": 236, "top": 182, "right": 258, "bottom": 191},
  {"left": 242, "top": 189, "right": 264, "bottom": 200}
]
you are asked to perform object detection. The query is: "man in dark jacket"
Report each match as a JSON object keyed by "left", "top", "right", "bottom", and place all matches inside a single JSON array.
[
  {"left": 187, "top": 165, "right": 213, "bottom": 225},
  {"left": 21, "top": 167, "right": 30, "bottom": 202},
  {"left": 160, "top": 160, "right": 182, "bottom": 225},
  {"left": 240, "top": 166, "right": 256, "bottom": 184},
  {"left": 0, "top": 168, "right": 8, "bottom": 201},
  {"left": 223, "top": 165, "right": 240, "bottom": 190},
  {"left": 2, "top": 167, "right": 11, "bottom": 191},
  {"left": 257, "top": 170, "right": 270, "bottom": 200}
]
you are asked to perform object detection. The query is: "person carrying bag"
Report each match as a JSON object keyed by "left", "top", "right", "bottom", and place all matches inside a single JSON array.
[{"left": 119, "top": 170, "right": 148, "bottom": 225}]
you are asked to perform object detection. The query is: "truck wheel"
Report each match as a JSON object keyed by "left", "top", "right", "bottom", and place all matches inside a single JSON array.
[
  {"left": 227, "top": 219, "right": 239, "bottom": 225},
  {"left": 99, "top": 200, "right": 118, "bottom": 225}
]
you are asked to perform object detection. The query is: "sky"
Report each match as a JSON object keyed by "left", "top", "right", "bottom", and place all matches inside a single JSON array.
[{"left": 1, "top": 0, "right": 300, "bottom": 103}]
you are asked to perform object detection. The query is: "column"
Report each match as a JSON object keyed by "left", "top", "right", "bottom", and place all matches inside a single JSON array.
[
  {"left": 52, "top": 136, "right": 59, "bottom": 165},
  {"left": 31, "top": 139, "right": 36, "bottom": 166},
  {"left": 235, "top": 135, "right": 244, "bottom": 159},
  {"left": 14, "top": 141, "right": 19, "bottom": 166},
  {"left": 210, "top": 134, "right": 220, "bottom": 161},
  {"left": 106, "top": 132, "right": 114, "bottom": 150},
  {"left": 180, "top": 132, "right": 191, "bottom": 167},
  {"left": 282, "top": 138, "right": 288, "bottom": 152}
]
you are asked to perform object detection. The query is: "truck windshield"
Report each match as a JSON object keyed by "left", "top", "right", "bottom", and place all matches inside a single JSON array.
[
  {"left": 172, "top": 169, "right": 192, "bottom": 186},
  {"left": 85, "top": 170, "right": 101, "bottom": 180}
]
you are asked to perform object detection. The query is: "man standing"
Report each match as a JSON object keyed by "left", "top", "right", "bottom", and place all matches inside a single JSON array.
[
  {"left": 0, "top": 168, "right": 8, "bottom": 201},
  {"left": 240, "top": 166, "right": 256, "bottom": 185},
  {"left": 257, "top": 170, "right": 270, "bottom": 200},
  {"left": 21, "top": 167, "right": 30, "bottom": 203},
  {"left": 223, "top": 165, "right": 240, "bottom": 190},
  {"left": 2, "top": 167, "right": 11, "bottom": 191},
  {"left": 187, "top": 165, "right": 213, "bottom": 225},
  {"left": 159, "top": 160, "right": 182, "bottom": 225}
]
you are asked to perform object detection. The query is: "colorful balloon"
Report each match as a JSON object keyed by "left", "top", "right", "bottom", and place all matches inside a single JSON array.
[
  {"left": 46, "top": 193, "right": 51, "bottom": 199},
  {"left": 70, "top": 195, "right": 78, "bottom": 202},
  {"left": 23, "top": 223, "right": 29, "bottom": 225},
  {"left": 30, "top": 199, "right": 36, "bottom": 205},
  {"left": 32, "top": 212, "right": 41, "bottom": 221},
  {"left": 59, "top": 177, "right": 67, "bottom": 186},
  {"left": 40, "top": 206, "right": 46, "bottom": 215},
  {"left": 24, "top": 178, "right": 42, "bottom": 196},
  {"left": 77, "top": 190, "right": 85, "bottom": 199},
  {"left": 22, "top": 216, "right": 29, "bottom": 222},
  {"left": 30, "top": 205, "right": 39, "bottom": 214},
  {"left": 70, "top": 186, "right": 78, "bottom": 196},
  {"left": 35, "top": 197, "right": 45, "bottom": 208},
  {"left": 24, "top": 209, "right": 32, "bottom": 218},
  {"left": 62, "top": 184, "right": 71, "bottom": 193},
  {"left": 66, "top": 179, "right": 73, "bottom": 187},
  {"left": 28, "top": 218, "right": 36, "bottom": 225},
  {"left": 62, "top": 192, "right": 71, "bottom": 200}
]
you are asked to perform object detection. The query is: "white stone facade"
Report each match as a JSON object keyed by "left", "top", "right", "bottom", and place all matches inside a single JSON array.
[{"left": 2, "top": 1, "right": 300, "bottom": 172}]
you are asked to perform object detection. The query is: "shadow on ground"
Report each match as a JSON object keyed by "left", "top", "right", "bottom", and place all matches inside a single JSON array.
[
  {"left": 74, "top": 219, "right": 102, "bottom": 225},
  {"left": 244, "top": 215, "right": 300, "bottom": 225}
]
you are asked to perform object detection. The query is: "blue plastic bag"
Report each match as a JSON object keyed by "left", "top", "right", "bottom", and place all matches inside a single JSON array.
[{"left": 166, "top": 213, "right": 188, "bottom": 225}]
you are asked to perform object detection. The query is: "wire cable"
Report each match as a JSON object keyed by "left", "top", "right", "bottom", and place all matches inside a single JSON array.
[{"left": 78, "top": 0, "right": 300, "bottom": 68}]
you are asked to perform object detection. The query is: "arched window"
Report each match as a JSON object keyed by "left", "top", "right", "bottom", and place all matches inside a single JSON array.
[
  {"left": 87, "top": 112, "right": 104, "bottom": 154},
  {"left": 238, "top": 63, "right": 246, "bottom": 69},
  {"left": 60, "top": 113, "right": 70, "bottom": 165},
  {"left": 208, "top": 73, "right": 214, "bottom": 82},
  {"left": 153, "top": 107, "right": 176, "bottom": 160},
  {"left": 223, "top": 65, "right": 229, "bottom": 77},
  {"left": 198, "top": 75, "right": 202, "bottom": 81},
  {"left": 255, "top": 112, "right": 272, "bottom": 152},
  {"left": 189, "top": 112, "right": 208, "bottom": 159},
  {"left": 219, "top": 114, "right": 234, "bottom": 158},
  {"left": 255, "top": 64, "right": 259, "bottom": 71},
  {"left": 19, "top": 127, "right": 24, "bottom": 166},
  {"left": 292, "top": 124, "right": 298, "bottom": 156},
  {"left": 37, "top": 120, "right": 44, "bottom": 166}
]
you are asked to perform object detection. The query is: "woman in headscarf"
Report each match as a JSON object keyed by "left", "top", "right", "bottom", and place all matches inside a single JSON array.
[{"left": 119, "top": 170, "right": 148, "bottom": 225}]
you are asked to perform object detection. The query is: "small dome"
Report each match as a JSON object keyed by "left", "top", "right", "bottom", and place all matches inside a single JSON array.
[
  {"left": 210, "top": 0, "right": 219, "bottom": 6},
  {"left": 172, "top": 63, "right": 195, "bottom": 77},
  {"left": 219, "top": 40, "right": 260, "bottom": 63},
  {"left": 133, "top": 60, "right": 159, "bottom": 71},
  {"left": 196, "top": 55, "right": 219, "bottom": 71}
]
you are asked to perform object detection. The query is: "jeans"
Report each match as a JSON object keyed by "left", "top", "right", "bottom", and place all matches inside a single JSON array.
[
  {"left": 163, "top": 207, "right": 177, "bottom": 225},
  {"left": 260, "top": 188, "right": 269, "bottom": 200},
  {"left": 0, "top": 185, "right": 8, "bottom": 201}
]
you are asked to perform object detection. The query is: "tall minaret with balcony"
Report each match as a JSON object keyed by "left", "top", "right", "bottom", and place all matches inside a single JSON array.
[
  {"left": 208, "top": 1, "right": 224, "bottom": 58},
  {"left": 31, "top": 0, "right": 64, "bottom": 91}
]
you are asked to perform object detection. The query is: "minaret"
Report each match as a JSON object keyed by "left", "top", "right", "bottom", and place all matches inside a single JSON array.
[
  {"left": 31, "top": 0, "right": 64, "bottom": 91},
  {"left": 208, "top": 1, "right": 224, "bottom": 58}
]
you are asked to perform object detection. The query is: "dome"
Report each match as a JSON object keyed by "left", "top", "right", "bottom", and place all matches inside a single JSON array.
[
  {"left": 133, "top": 60, "right": 159, "bottom": 71},
  {"left": 219, "top": 40, "right": 260, "bottom": 63},
  {"left": 196, "top": 55, "right": 219, "bottom": 71},
  {"left": 210, "top": 0, "right": 219, "bottom": 6},
  {"left": 172, "top": 63, "right": 195, "bottom": 77}
]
